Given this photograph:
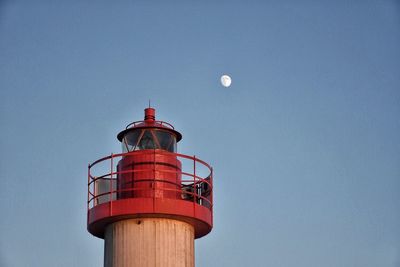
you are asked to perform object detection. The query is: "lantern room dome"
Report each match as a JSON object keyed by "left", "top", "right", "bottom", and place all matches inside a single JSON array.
[{"left": 117, "top": 108, "right": 182, "bottom": 153}]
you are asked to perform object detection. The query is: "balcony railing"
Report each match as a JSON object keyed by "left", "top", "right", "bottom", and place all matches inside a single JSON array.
[{"left": 87, "top": 150, "right": 213, "bottom": 212}]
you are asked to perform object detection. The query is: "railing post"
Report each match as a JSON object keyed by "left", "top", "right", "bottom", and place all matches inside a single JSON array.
[
  {"left": 93, "top": 164, "right": 97, "bottom": 206},
  {"left": 211, "top": 167, "right": 213, "bottom": 222},
  {"left": 193, "top": 155, "right": 196, "bottom": 216},
  {"left": 153, "top": 149, "right": 156, "bottom": 200},
  {"left": 110, "top": 153, "right": 114, "bottom": 216},
  {"left": 87, "top": 163, "right": 90, "bottom": 225}
]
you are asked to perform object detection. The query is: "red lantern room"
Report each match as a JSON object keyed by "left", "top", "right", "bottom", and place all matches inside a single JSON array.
[
  {"left": 87, "top": 107, "right": 213, "bottom": 266},
  {"left": 115, "top": 108, "right": 183, "bottom": 200}
]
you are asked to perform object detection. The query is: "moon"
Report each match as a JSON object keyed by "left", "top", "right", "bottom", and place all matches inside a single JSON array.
[{"left": 220, "top": 75, "right": 232, "bottom": 87}]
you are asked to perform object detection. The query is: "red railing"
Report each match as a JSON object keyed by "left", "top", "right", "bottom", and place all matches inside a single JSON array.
[
  {"left": 125, "top": 120, "right": 175, "bottom": 130},
  {"left": 87, "top": 150, "right": 213, "bottom": 212}
]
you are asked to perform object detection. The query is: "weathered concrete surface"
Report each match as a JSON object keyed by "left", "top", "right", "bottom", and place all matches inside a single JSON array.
[{"left": 104, "top": 218, "right": 194, "bottom": 267}]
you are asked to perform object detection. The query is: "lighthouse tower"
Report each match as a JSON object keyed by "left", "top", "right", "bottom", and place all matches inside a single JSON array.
[{"left": 87, "top": 107, "right": 213, "bottom": 267}]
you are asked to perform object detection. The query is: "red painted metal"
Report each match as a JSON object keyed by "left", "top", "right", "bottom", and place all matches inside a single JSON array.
[
  {"left": 144, "top": 107, "right": 155, "bottom": 121},
  {"left": 87, "top": 108, "right": 213, "bottom": 239},
  {"left": 116, "top": 151, "right": 182, "bottom": 199}
]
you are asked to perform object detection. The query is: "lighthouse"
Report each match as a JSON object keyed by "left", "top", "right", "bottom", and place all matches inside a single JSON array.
[{"left": 87, "top": 107, "right": 213, "bottom": 267}]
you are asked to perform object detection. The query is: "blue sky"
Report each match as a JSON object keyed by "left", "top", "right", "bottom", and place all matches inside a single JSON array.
[{"left": 0, "top": 1, "right": 399, "bottom": 266}]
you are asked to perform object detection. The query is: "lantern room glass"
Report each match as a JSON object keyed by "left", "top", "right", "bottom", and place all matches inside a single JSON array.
[{"left": 122, "top": 129, "right": 177, "bottom": 153}]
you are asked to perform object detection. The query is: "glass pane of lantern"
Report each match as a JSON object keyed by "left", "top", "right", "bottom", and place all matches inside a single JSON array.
[
  {"left": 122, "top": 130, "right": 142, "bottom": 152},
  {"left": 137, "top": 130, "right": 156, "bottom": 150},
  {"left": 155, "top": 130, "right": 176, "bottom": 152}
]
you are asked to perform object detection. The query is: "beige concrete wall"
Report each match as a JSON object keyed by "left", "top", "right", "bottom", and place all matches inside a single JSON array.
[{"left": 104, "top": 218, "right": 195, "bottom": 267}]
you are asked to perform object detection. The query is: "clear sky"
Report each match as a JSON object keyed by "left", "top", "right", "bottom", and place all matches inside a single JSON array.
[{"left": 0, "top": 1, "right": 399, "bottom": 267}]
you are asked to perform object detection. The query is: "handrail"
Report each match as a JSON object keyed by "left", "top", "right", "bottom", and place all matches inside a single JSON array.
[
  {"left": 88, "top": 150, "right": 213, "bottom": 211},
  {"left": 89, "top": 168, "right": 212, "bottom": 189},
  {"left": 89, "top": 150, "right": 212, "bottom": 170},
  {"left": 125, "top": 120, "right": 175, "bottom": 130},
  {"left": 88, "top": 183, "right": 213, "bottom": 208}
]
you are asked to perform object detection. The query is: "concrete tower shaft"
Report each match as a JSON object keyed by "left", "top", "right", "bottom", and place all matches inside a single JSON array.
[{"left": 105, "top": 219, "right": 194, "bottom": 267}]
